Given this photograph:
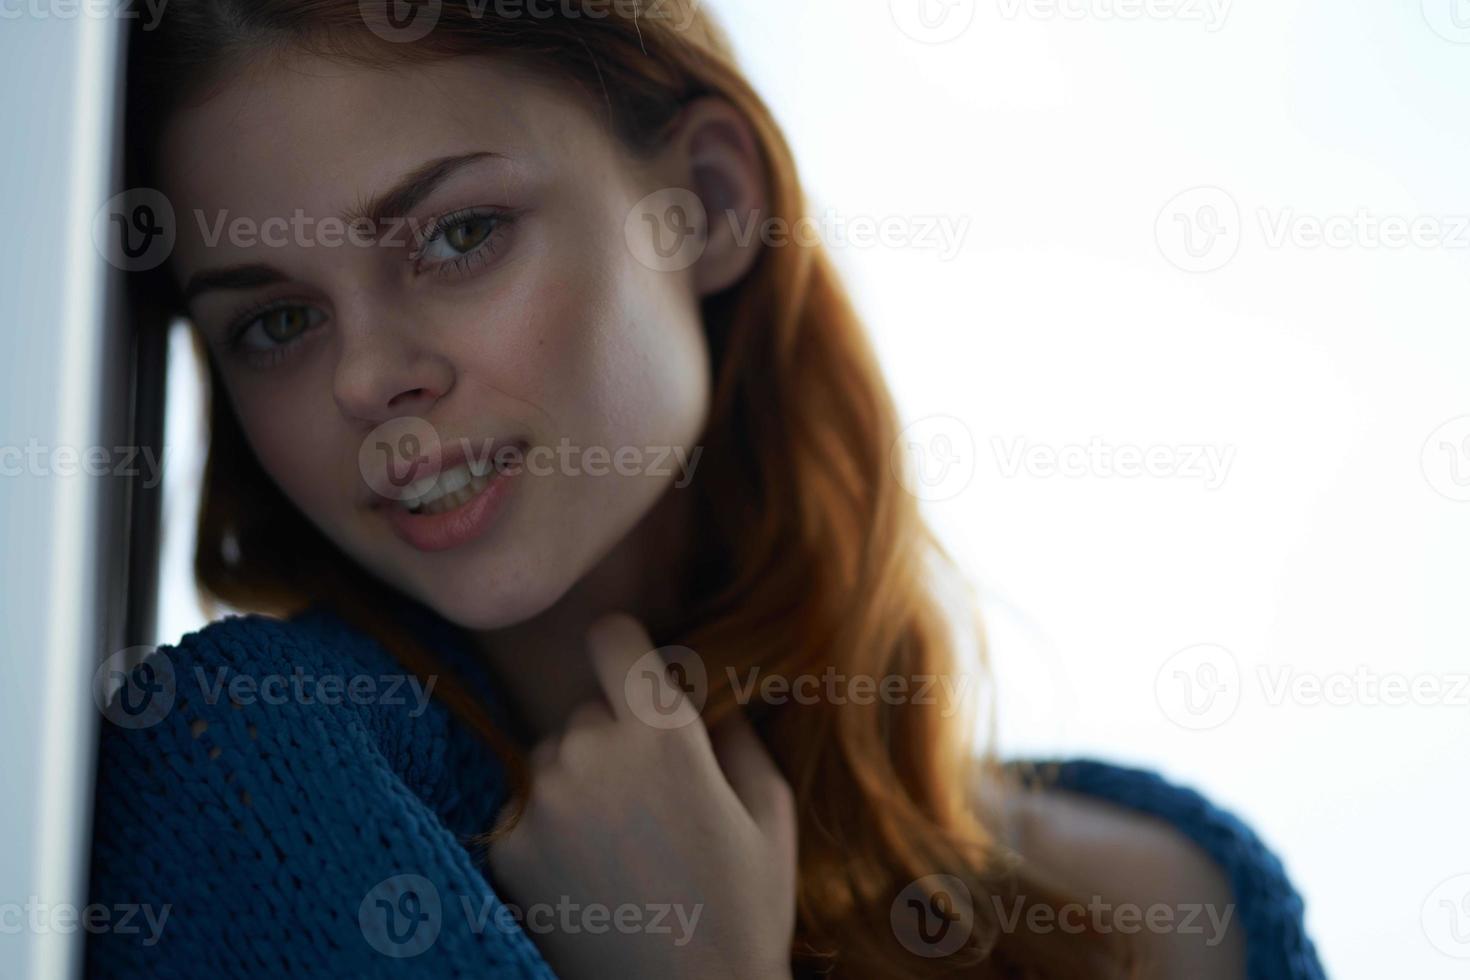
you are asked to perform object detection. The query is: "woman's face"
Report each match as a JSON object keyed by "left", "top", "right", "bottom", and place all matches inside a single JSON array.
[{"left": 161, "top": 52, "right": 733, "bottom": 629}]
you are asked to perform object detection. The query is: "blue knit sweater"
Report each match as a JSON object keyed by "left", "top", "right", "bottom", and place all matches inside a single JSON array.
[{"left": 86, "top": 600, "right": 1325, "bottom": 979}]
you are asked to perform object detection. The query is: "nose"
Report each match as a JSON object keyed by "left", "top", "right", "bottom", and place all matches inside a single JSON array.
[{"left": 331, "top": 316, "right": 454, "bottom": 424}]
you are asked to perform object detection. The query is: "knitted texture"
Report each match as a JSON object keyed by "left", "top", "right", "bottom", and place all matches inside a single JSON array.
[
  {"left": 1033, "top": 760, "right": 1327, "bottom": 980},
  {"left": 87, "top": 603, "right": 1323, "bottom": 978},
  {"left": 85, "top": 599, "right": 555, "bottom": 979}
]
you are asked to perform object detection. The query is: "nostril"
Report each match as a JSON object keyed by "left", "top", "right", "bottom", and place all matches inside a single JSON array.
[{"left": 387, "top": 387, "right": 427, "bottom": 408}]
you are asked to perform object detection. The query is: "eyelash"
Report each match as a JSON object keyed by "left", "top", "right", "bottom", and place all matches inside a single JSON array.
[
  {"left": 223, "top": 206, "right": 518, "bottom": 368},
  {"left": 225, "top": 299, "right": 317, "bottom": 369},
  {"left": 409, "top": 206, "right": 517, "bottom": 278}
]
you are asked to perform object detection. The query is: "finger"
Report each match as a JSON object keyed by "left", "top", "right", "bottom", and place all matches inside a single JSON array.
[
  {"left": 563, "top": 697, "right": 616, "bottom": 733},
  {"left": 588, "top": 614, "right": 670, "bottom": 719},
  {"left": 586, "top": 612, "right": 697, "bottom": 729},
  {"left": 709, "top": 709, "right": 797, "bottom": 862},
  {"left": 527, "top": 732, "right": 560, "bottom": 771}
]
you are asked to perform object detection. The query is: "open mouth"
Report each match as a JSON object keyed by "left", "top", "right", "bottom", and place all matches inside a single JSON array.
[
  {"left": 379, "top": 438, "right": 528, "bottom": 515},
  {"left": 400, "top": 459, "right": 499, "bottom": 516},
  {"left": 378, "top": 439, "right": 528, "bottom": 553}
]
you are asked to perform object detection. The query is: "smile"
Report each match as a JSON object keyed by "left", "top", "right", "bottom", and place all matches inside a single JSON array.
[
  {"left": 400, "top": 460, "right": 496, "bottom": 515},
  {"left": 379, "top": 439, "right": 527, "bottom": 552}
]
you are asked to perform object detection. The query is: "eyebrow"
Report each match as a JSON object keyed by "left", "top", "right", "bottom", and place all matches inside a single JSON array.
[
  {"left": 339, "top": 150, "right": 503, "bottom": 227},
  {"left": 181, "top": 150, "right": 503, "bottom": 306}
]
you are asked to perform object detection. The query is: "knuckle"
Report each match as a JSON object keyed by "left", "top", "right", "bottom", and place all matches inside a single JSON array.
[
  {"left": 528, "top": 735, "right": 560, "bottom": 770},
  {"left": 558, "top": 730, "right": 602, "bottom": 771},
  {"left": 771, "top": 774, "right": 797, "bottom": 816},
  {"left": 487, "top": 823, "right": 535, "bottom": 871},
  {"left": 566, "top": 701, "right": 608, "bottom": 731}
]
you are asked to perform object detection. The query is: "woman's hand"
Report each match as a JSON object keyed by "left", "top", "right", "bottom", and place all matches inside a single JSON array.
[{"left": 487, "top": 613, "right": 798, "bottom": 980}]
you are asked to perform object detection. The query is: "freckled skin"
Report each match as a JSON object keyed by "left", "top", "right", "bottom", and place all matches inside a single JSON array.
[{"left": 162, "top": 54, "right": 711, "bottom": 629}]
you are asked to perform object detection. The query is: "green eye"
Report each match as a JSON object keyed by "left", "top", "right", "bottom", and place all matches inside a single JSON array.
[
  {"left": 443, "top": 215, "right": 497, "bottom": 253},
  {"left": 232, "top": 304, "right": 325, "bottom": 354},
  {"left": 413, "top": 207, "right": 517, "bottom": 276},
  {"left": 261, "top": 307, "right": 313, "bottom": 343}
]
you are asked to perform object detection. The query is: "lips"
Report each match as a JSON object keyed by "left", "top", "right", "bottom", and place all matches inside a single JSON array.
[
  {"left": 402, "top": 460, "right": 494, "bottom": 515},
  {"left": 365, "top": 436, "right": 526, "bottom": 511},
  {"left": 363, "top": 434, "right": 529, "bottom": 552}
]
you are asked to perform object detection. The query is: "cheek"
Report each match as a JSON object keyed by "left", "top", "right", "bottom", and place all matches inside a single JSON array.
[
  {"left": 492, "top": 242, "right": 709, "bottom": 454},
  {"left": 609, "top": 268, "right": 712, "bottom": 451}
]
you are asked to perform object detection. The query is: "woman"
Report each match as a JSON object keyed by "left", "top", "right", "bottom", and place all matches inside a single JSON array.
[{"left": 88, "top": 2, "right": 1324, "bottom": 977}]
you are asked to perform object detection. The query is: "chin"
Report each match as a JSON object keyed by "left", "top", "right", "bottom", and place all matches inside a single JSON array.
[{"left": 405, "top": 552, "right": 578, "bottom": 633}]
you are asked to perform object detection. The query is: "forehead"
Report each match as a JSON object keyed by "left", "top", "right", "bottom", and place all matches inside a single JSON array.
[{"left": 159, "top": 50, "right": 591, "bottom": 229}]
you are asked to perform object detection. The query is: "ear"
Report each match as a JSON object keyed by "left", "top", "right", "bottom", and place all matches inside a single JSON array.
[{"left": 665, "top": 97, "right": 770, "bottom": 296}]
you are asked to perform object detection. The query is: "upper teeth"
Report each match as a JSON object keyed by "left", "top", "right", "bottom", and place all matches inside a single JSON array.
[{"left": 400, "top": 462, "right": 492, "bottom": 512}]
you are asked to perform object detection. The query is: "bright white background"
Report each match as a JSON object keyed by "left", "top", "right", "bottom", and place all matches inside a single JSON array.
[{"left": 156, "top": 2, "right": 1470, "bottom": 976}]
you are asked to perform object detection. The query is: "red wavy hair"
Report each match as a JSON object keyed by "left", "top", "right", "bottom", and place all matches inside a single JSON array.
[{"left": 124, "top": 2, "right": 1136, "bottom": 976}]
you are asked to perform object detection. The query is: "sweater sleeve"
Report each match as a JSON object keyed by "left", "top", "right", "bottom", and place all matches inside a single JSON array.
[
  {"left": 1031, "top": 758, "right": 1326, "bottom": 980},
  {"left": 85, "top": 614, "right": 557, "bottom": 980}
]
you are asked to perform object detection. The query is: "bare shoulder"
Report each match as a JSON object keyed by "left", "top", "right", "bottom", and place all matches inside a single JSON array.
[{"left": 972, "top": 760, "right": 1248, "bottom": 980}]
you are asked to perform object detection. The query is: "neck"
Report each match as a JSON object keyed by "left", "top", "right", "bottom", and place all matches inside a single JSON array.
[{"left": 470, "top": 485, "right": 696, "bottom": 744}]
